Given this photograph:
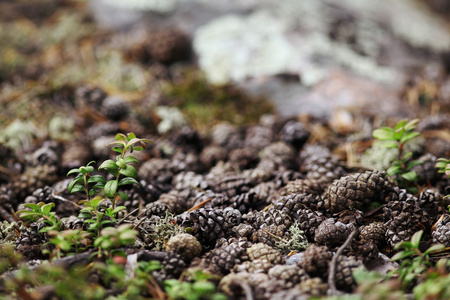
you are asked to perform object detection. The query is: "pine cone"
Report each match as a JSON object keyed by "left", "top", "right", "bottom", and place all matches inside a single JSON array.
[
  {"left": 314, "top": 218, "right": 356, "bottom": 246},
  {"left": 280, "top": 120, "right": 310, "bottom": 151},
  {"left": 247, "top": 243, "right": 284, "bottom": 265},
  {"left": 15, "top": 222, "right": 47, "bottom": 260},
  {"left": 297, "top": 208, "right": 326, "bottom": 241},
  {"left": 101, "top": 96, "right": 129, "bottom": 121},
  {"left": 324, "top": 170, "right": 391, "bottom": 213},
  {"left": 207, "top": 241, "right": 249, "bottom": 274},
  {"left": 298, "top": 277, "right": 328, "bottom": 297},
  {"left": 432, "top": 214, "right": 450, "bottom": 246},
  {"left": 172, "top": 171, "right": 208, "bottom": 191},
  {"left": 359, "top": 222, "right": 387, "bottom": 247},
  {"left": 11, "top": 164, "right": 58, "bottom": 201},
  {"left": 259, "top": 141, "right": 298, "bottom": 171},
  {"left": 166, "top": 233, "right": 202, "bottom": 262},
  {"left": 411, "top": 153, "right": 439, "bottom": 184},
  {"left": 386, "top": 212, "right": 423, "bottom": 248},
  {"left": 268, "top": 264, "right": 310, "bottom": 287},
  {"left": 244, "top": 207, "right": 293, "bottom": 229},
  {"left": 199, "top": 145, "right": 228, "bottom": 170},
  {"left": 251, "top": 224, "right": 290, "bottom": 248},
  {"left": 244, "top": 125, "right": 274, "bottom": 152},
  {"left": 210, "top": 122, "right": 244, "bottom": 150},
  {"left": 304, "top": 156, "right": 346, "bottom": 193},
  {"left": 229, "top": 147, "right": 260, "bottom": 170},
  {"left": 335, "top": 255, "right": 363, "bottom": 292},
  {"left": 162, "top": 252, "right": 187, "bottom": 278},
  {"left": 0, "top": 185, "right": 17, "bottom": 212},
  {"left": 143, "top": 27, "right": 191, "bottom": 64},
  {"left": 138, "top": 158, "right": 174, "bottom": 184},
  {"left": 209, "top": 173, "right": 253, "bottom": 198},
  {"left": 233, "top": 259, "right": 274, "bottom": 274},
  {"left": 300, "top": 244, "right": 333, "bottom": 277},
  {"left": 273, "top": 193, "right": 322, "bottom": 217},
  {"left": 157, "top": 189, "right": 191, "bottom": 215},
  {"left": 177, "top": 208, "right": 242, "bottom": 247}
]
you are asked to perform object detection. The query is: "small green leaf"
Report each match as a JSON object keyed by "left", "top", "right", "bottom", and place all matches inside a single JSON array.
[
  {"left": 400, "top": 132, "right": 420, "bottom": 144},
  {"left": 127, "top": 132, "right": 137, "bottom": 140},
  {"left": 406, "top": 160, "right": 423, "bottom": 170},
  {"left": 401, "top": 171, "right": 418, "bottom": 182},
  {"left": 68, "top": 175, "right": 84, "bottom": 192},
  {"left": 119, "top": 165, "right": 137, "bottom": 178},
  {"left": 387, "top": 165, "right": 402, "bottom": 176},
  {"left": 104, "top": 180, "right": 118, "bottom": 199},
  {"left": 381, "top": 141, "right": 399, "bottom": 149},
  {"left": 403, "top": 152, "right": 413, "bottom": 160},
  {"left": 424, "top": 244, "right": 445, "bottom": 255},
  {"left": 373, "top": 128, "right": 395, "bottom": 141},
  {"left": 67, "top": 168, "right": 81, "bottom": 176},
  {"left": 124, "top": 156, "right": 139, "bottom": 164},
  {"left": 404, "top": 119, "right": 419, "bottom": 131},
  {"left": 112, "top": 206, "right": 127, "bottom": 214},
  {"left": 41, "top": 203, "right": 55, "bottom": 215},
  {"left": 70, "top": 184, "right": 86, "bottom": 194},
  {"left": 23, "top": 203, "right": 42, "bottom": 211},
  {"left": 116, "top": 158, "right": 126, "bottom": 169},
  {"left": 394, "top": 120, "right": 407, "bottom": 131},
  {"left": 87, "top": 175, "right": 106, "bottom": 184},
  {"left": 108, "top": 140, "right": 127, "bottom": 148},
  {"left": 115, "top": 133, "right": 127, "bottom": 141},
  {"left": 112, "top": 147, "right": 123, "bottom": 154},
  {"left": 98, "top": 159, "right": 118, "bottom": 171},
  {"left": 391, "top": 251, "right": 414, "bottom": 261},
  {"left": 411, "top": 230, "right": 423, "bottom": 248},
  {"left": 117, "top": 191, "right": 129, "bottom": 202},
  {"left": 126, "top": 138, "right": 141, "bottom": 148},
  {"left": 118, "top": 177, "right": 140, "bottom": 187}
]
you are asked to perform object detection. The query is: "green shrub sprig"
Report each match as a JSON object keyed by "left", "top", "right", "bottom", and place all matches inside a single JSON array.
[{"left": 372, "top": 119, "right": 423, "bottom": 191}]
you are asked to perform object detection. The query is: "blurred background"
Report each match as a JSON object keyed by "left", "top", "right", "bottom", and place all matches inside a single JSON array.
[{"left": 0, "top": 0, "right": 449, "bottom": 153}]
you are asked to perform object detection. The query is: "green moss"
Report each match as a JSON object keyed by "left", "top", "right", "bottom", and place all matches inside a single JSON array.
[{"left": 162, "top": 68, "right": 274, "bottom": 132}]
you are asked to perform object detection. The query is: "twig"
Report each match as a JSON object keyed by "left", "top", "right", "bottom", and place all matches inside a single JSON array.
[
  {"left": 327, "top": 229, "right": 358, "bottom": 297},
  {"left": 52, "top": 194, "right": 81, "bottom": 209},
  {"left": 187, "top": 197, "right": 211, "bottom": 212},
  {"left": 118, "top": 207, "right": 139, "bottom": 224}
]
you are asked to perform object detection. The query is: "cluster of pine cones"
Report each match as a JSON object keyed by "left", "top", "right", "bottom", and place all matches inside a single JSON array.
[{"left": 0, "top": 85, "right": 449, "bottom": 298}]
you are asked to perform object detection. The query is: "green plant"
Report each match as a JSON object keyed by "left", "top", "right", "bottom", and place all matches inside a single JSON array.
[
  {"left": 164, "top": 270, "right": 227, "bottom": 300},
  {"left": 372, "top": 119, "right": 423, "bottom": 190},
  {"left": 93, "top": 224, "right": 137, "bottom": 259},
  {"left": 17, "top": 202, "right": 61, "bottom": 233},
  {"left": 436, "top": 158, "right": 450, "bottom": 199},
  {"left": 78, "top": 196, "right": 126, "bottom": 237},
  {"left": 412, "top": 258, "right": 450, "bottom": 300},
  {"left": 42, "top": 229, "right": 90, "bottom": 260},
  {"left": 67, "top": 132, "right": 151, "bottom": 208},
  {"left": 390, "top": 230, "right": 445, "bottom": 288}
]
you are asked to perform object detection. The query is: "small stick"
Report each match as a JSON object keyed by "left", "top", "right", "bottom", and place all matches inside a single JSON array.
[
  {"left": 52, "top": 194, "right": 82, "bottom": 209},
  {"left": 327, "top": 229, "right": 358, "bottom": 297},
  {"left": 118, "top": 208, "right": 139, "bottom": 224},
  {"left": 187, "top": 197, "right": 212, "bottom": 212}
]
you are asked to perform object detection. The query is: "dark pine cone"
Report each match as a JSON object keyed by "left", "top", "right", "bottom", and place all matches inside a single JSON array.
[
  {"left": 247, "top": 243, "right": 284, "bottom": 265},
  {"left": 386, "top": 212, "right": 423, "bottom": 248},
  {"left": 101, "top": 96, "right": 130, "bottom": 121},
  {"left": 0, "top": 185, "right": 17, "bottom": 212},
  {"left": 244, "top": 125, "right": 274, "bottom": 152},
  {"left": 244, "top": 207, "right": 293, "bottom": 230},
  {"left": 251, "top": 224, "right": 290, "bottom": 248},
  {"left": 270, "top": 179, "right": 322, "bottom": 203},
  {"left": 259, "top": 141, "right": 298, "bottom": 171},
  {"left": 299, "top": 244, "right": 333, "bottom": 278},
  {"left": 233, "top": 259, "right": 275, "bottom": 274},
  {"left": 143, "top": 27, "right": 191, "bottom": 64},
  {"left": 144, "top": 202, "right": 171, "bottom": 218},
  {"left": 208, "top": 173, "right": 253, "bottom": 198},
  {"left": 157, "top": 189, "right": 192, "bottom": 215},
  {"left": 335, "top": 255, "right": 363, "bottom": 292},
  {"left": 228, "top": 147, "right": 260, "bottom": 170},
  {"left": 15, "top": 222, "right": 48, "bottom": 260},
  {"left": 411, "top": 153, "right": 439, "bottom": 184},
  {"left": 272, "top": 193, "right": 322, "bottom": 217},
  {"left": 272, "top": 170, "right": 304, "bottom": 190},
  {"left": 138, "top": 158, "right": 174, "bottom": 185},
  {"left": 268, "top": 264, "right": 310, "bottom": 288},
  {"left": 206, "top": 241, "right": 250, "bottom": 275},
  {"left": 172, "top": 171, "right": 209, "bottom": 191},
  {"left": 298, "top": 277, "right": 328, "bottom": 297},
  {"left": 324, "top": 170, "right": 391, "bottom": 213},
  {"left": 297, "top": 208, "right": 326, "bottom": 241},
  {"left": 11, "top": 164, "right": 58, "bottom": 202},
  {"left": 432, "top": 214, "right": 450, "bottom": 246},
  {"left": 304, "top": 156, "right": 346, "bottom": 193},
  {"left": 210, "top": 122, "right": 244, "bottom": 150},
  {"left": 199, "top": 145, "right": 228, "bottom": 170},
  {"left": 176, "top": 207, "right": 242, "bottom": 247},
  {"left": 279, "top": 120, "right": 310, "bottom": 151},
  {"left": 26, "top": 142, "right": 60, "bottom": 169},
  {"left": 314, "top": 218, "right": 356, "bottom": 246},
  {"left": 166, "top": 233, "right": 202, "bottom": 262},
  {"left": 161, "top": 252, "right": 187, "bottom": 279},
  {"left": 359, "top": 222, "right": 387, "bottom": 247}
]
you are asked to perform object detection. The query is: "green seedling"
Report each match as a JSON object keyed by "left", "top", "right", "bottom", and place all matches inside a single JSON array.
[
  {"left": 372, "top": 119, "right": 423, "bottom": 191},
  {"left": 43, "top": 229, "right": 90, "bottom": 260},
  {"left": 93, "top": 224, "right": 137, "bottom": 259},
  {"left": 17, "top": 202, "right": 61, "bottom": 233},
  {"left": 67, "top": 132, "right": 151, "bottom": 209},
  {"left": 390, "top": 230, "right": 445, "bottom": 288}
]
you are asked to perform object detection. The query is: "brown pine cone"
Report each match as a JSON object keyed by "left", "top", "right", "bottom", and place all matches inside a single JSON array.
[
  {"left": 432, "top": 214, "right": 450, "bottom": 246},
  {"left": 324, "top": 170, "right": 391, "bottom": 213},
  {"left": 251, "top": 224, "right": 290, "bottom": 248},
  {"left": 233, "top": 259, "right": 274, "bottom": 274},
  {"left": 247, "top": 243, "right": 284, "bottom": 265},
  {"left": 207, "top": 241, "right": 249, "bottom": 274},
  {"left": 297, "top": 208, "right": 326, "bottom": 241},
  {"left": 335, "top": 255, "right": 363, "bottom": 292},
  {"left": 11, "top": 164, "right": 58, "bottom": 201},
  {"left": 268, "top": 264, "right": 310, "bottom": 288},
  {"left": 298, "top": 277, "right": 328, "bottom": 297},
  {"left": 314, "top": 218, "right": 356, "bottom": 246},
  {"left": 166, "top": 233, "right": 202, "bottom": 262},
  {"left": 359, "top": 222, "right": 387, "bottom": 247},
  {"left": 299, "top": 244, "right": 333, "bottom": 278},
  {"left": 386, "top": 212, "right": 423, "bottom": 248},
  {"left": 304, "top": 156, "right": 346, "bottom": 193}
]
